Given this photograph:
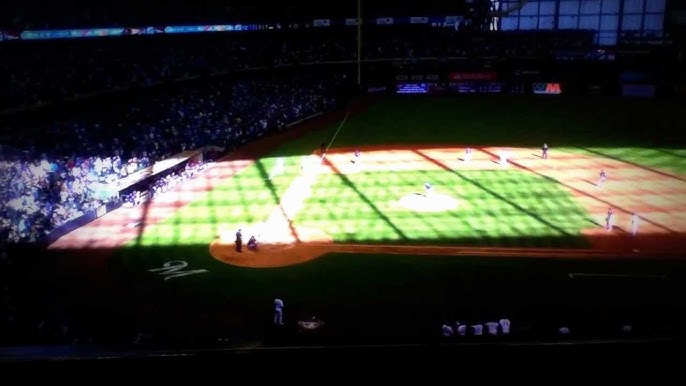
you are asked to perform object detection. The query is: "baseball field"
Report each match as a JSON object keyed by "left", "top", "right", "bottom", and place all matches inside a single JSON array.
[{"left": 44, "top": 95, "right": 686, "bottom": 346}]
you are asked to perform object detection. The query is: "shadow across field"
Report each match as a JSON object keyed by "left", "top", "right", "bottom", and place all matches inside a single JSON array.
[{"left": 11, "top": 242, "right": 685, "bottom": 352}]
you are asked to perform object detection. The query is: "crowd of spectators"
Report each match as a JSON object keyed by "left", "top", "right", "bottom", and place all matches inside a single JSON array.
[
  {"left": 1, "top": 72, "right": 345, "bottom": 243},
  {"left": 0, "top": 27, "right": 594, "bottom": 110}
]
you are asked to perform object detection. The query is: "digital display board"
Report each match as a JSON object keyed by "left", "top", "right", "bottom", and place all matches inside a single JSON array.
[
  {"left": 532, "top": 82, "right": 562, "bottom": 95},
  {"left": 450, "top": 82, "right": 503, "bottom": 94},
  {"left": 396, "top": 83, "right": 429, "bottom": 94}
]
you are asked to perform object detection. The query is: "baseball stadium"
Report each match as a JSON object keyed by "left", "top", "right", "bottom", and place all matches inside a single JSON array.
[{"left": 2, "top": 0, "right": 686, "bottom": 365}]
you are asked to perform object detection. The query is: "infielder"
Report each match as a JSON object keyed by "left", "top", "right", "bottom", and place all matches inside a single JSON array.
[
  {"left": 499, "top": 149, "right": 508, "bottom": 167},
  {"left": 464, "top": 147, "right": 473, "bottom": 162},
  {"left": 598, "top": 169, "right": 607, "bottom": 188},
  {"left": 268, "top": 157, "right": 285, "bottom": 180},
  {"left": 631, "top": 212, "right": 640, "bottom": 236},
  {"left": 605, "top": 207, "right": 615, "bottom": 231}
]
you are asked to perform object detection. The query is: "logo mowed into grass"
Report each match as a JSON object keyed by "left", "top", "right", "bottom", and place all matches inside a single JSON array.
[{"left": 148, "top": 260, "right": 208, "bottom": 281}]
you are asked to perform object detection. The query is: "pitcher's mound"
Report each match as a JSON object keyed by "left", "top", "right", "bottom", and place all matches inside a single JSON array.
[
  {"left": 398, "top": 193, "right": 459, "bottom": 212},
  {"left": 210, "top": 226, "right": 333, "bottom": 268}
]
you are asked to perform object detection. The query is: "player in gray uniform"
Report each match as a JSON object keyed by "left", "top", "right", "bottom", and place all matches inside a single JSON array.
[
  {"left": 598, "top": 169, "right": 607, "bottom": 188},
  {"left": 631, "top": 212, "right": 640, "bottom": 236},
  {"left": 605, "top": 207, "right": 615, "bottom": 231}
]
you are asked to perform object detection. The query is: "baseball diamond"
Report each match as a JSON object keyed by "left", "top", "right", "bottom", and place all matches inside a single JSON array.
[{"left": 41, "top": 95, "right": 686, "bottom": 346}]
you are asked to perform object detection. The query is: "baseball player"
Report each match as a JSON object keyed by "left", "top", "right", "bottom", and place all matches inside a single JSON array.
[
  {"left": 485, "top": 321, "right": 499, "bottom": 336},
  {"left": 351, "top": 149, "right": 360, "bottom": 164},
  {"left": 499, "top": 318, "right": 511, "bottom": 335},
  {"left": 598, "top": 169, "right": 607, "bottom": 188},
  {"left": 247, "top": 235, "right": 258, "bottom": 251},
  {"left": 455, "top": 322, "right": 468, "bottom": 337},
  {"left": 268, "top": 157, "right": 285, "bottom": 180},
  {"left": 631, "top": 212, "right": 640, "bottom": 236},
  {"left": 499, "top": 149, "right": 508, "bottom": 167},
  {"left": 464, "top": 147, "right": 473, "bottom": 162},
  {"left": 472, "top": 323, "right": 484, "bottom": 336},
  {"left": 605, "top": 207, "right": 615, "bottom": 231},
  {"left": 273, "top": 298, "right": 284, "bottom": 325},
  {"left": 542, "top": 143, "right": 549, "bottom": 159},
  {"left": 235, "top": 228, "right": 243, "bottom": 252},
  {"left": 424, "top": 182, "right": 432, "bottom": 196}
]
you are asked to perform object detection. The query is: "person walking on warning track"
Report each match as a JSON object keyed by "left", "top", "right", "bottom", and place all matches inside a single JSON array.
[
  {"left": 605, "top": 208, "right": 615, "bottom": 231},
  {"left": 542, "top": 143, "right": 549, "bottom": 159}
]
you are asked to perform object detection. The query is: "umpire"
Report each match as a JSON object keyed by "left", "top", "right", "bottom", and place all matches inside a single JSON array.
[{"left": 235, "top": 228, "right": 243, "bottom": 252}]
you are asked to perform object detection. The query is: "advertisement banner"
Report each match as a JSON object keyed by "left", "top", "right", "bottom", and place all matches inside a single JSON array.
[
  {"left": 410, "top": 17, "right": 429, "bottom": 24},
  {"left": 533, "top": 82, "right": 562, "bottom": 95},
  {"left": 444, "top": 16, "right": 464, "bottom": 25},
  {"left": 512, "top": 69, "right": 541, "bottom": 77},
  {"left": 367, "top": 86, "right": 387, "bottom": 93},
  {"left": 396, "top": 83, "right": 429, "bottom": 94},
  {"left": 21, "top": 28, "right": 126, "bottom": 40},
  {"left": 449, "top": 72, "right": 498, "bottom": 81},
  {"left": 376, "top": 18, "right": 394, "bottom": 25},
  {"left": 345, "top": 18, "right": 359, "bottom": 26},
  {"left": 313, "top": 19, "right": 331, "bottom": 27},
  {"left": 451, "top": 82, "right": 504, "bottom": 94}
]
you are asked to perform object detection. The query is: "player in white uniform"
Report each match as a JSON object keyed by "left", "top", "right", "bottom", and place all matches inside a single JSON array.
[
  {"left": 455, "top": 321, "right": 468, "bottom": 336},
  {"left": 273, "top": 298, "right": 284, "bottom": 325},
  {"left": 424, "top": 182, "right": 432, "bottom": 196},
  {"left": 485, "top": 321, "right": 499, "bottom": 336},
  {"left": 499, "top": 318, "right": 511, "bottom": 335},
  {"left": 631, "top": 212, "right": 640, "bottom": 236},
  {"left": 499, "top": 149, "right": 508, "bottom": 167},
  {"left": 472, "top": 323, "right": 484, "bottom": 336}
]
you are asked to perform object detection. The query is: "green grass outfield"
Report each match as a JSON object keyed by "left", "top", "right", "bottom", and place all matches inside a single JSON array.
[
  {"left": 293, "top": 169, "right": 590, "bottom": 247},
  {"left": 106, "top": 95, "right": 686, "bottom": 344}
]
